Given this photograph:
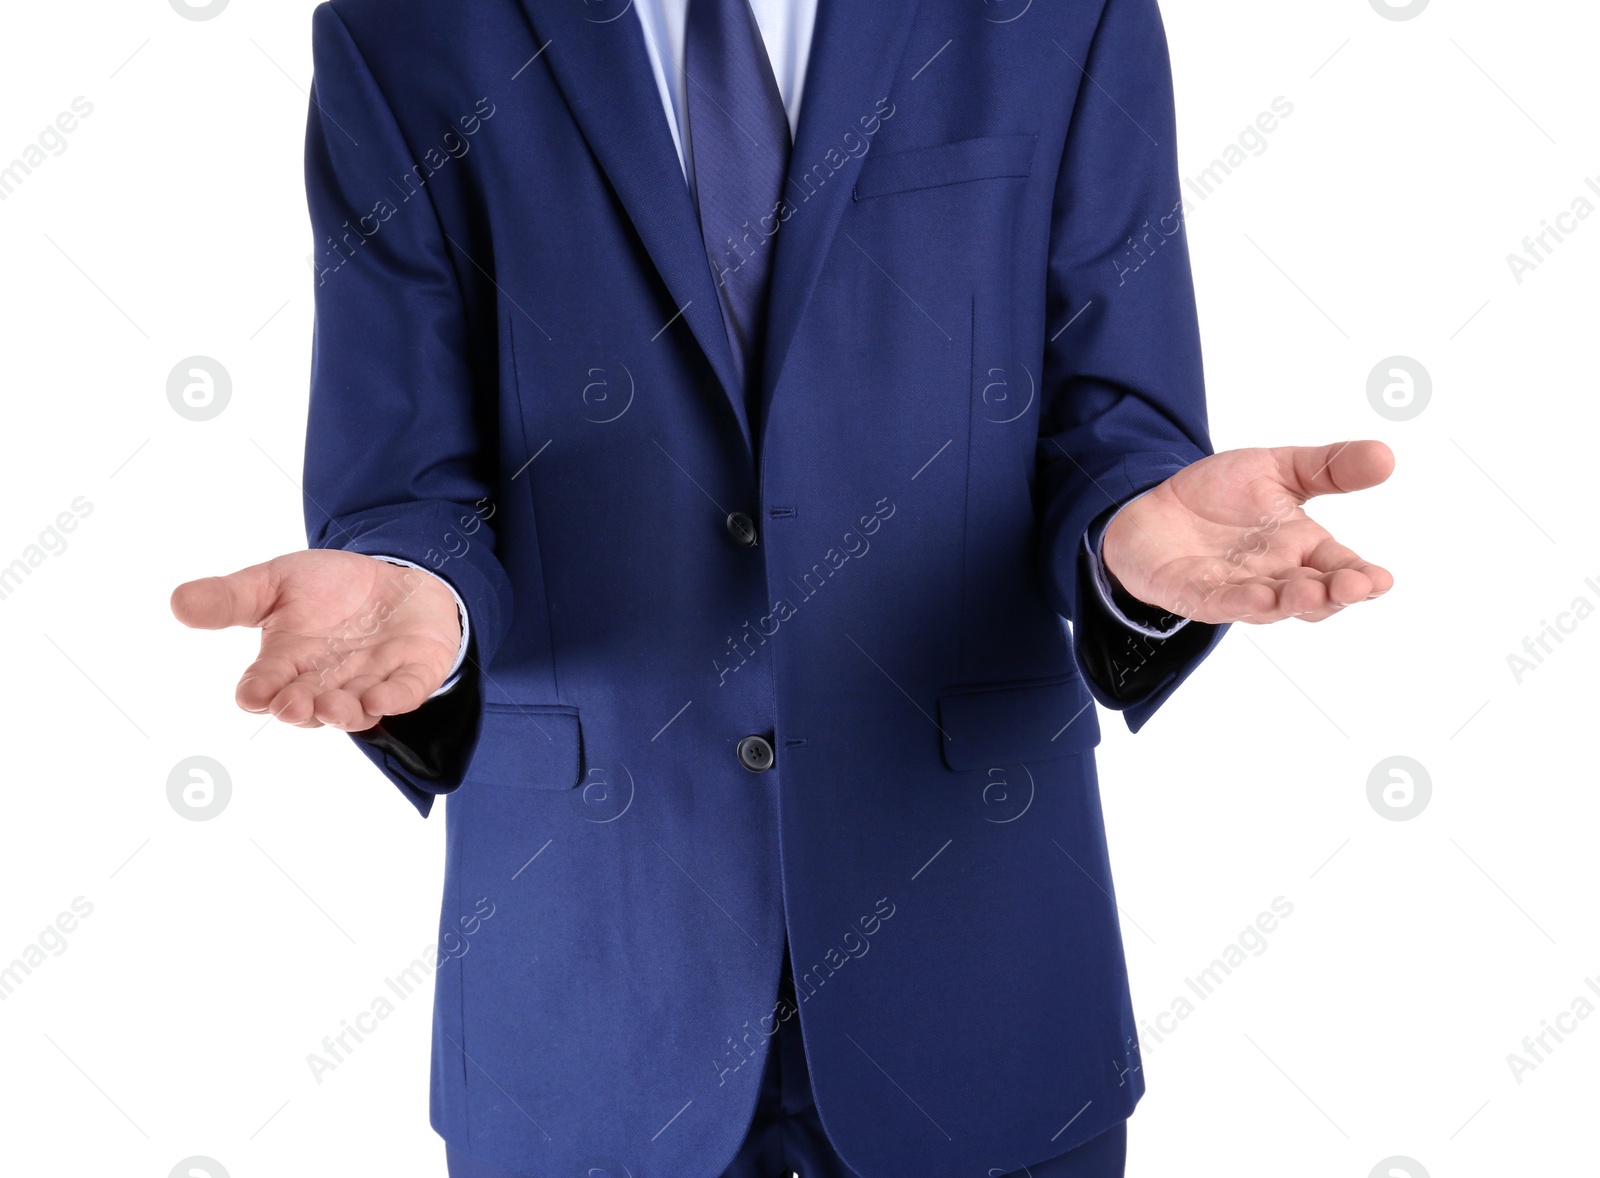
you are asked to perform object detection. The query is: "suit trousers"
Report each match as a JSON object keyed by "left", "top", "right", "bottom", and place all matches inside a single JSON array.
[{"left": 445, "top": 942, "right": 1128, "bottom": 1178}]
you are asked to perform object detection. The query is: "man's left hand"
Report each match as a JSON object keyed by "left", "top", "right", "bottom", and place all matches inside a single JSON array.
[{"left": 1101, "top": 441, "right": 1396, "bottom": 625}]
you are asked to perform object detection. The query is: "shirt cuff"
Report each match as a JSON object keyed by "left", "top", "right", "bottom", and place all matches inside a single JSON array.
[
  {"left": 365, "top": 554, "right": 470, "bottom": 698},
  {"left": 1082, "top": 490, "right": 1191, "bottom": 639}
]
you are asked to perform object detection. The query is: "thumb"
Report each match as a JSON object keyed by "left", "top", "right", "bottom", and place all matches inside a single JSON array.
[
  {"left": 1275, "top": 440, "right": 1395, "bottom": 501},
  {"left": 171, "top": 561, "right": 279, "bottom": 631}
]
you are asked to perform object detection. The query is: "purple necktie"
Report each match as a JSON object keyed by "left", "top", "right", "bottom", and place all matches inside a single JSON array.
[{"left": 685, "top": 0, "right": 792, "bottom": 428}]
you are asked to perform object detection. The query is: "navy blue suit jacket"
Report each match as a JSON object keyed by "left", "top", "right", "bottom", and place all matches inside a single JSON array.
[{"left": 301, "top": 0, "right": 1228, "bottom": 1174}]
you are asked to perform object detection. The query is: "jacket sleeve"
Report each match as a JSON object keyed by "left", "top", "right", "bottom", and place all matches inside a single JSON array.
[
  {"left": 301, "top": 3, "right": 512, "bottom": 815},
  {"left": 1035, "top": 0, "right": 1229, "bottom": 732}
]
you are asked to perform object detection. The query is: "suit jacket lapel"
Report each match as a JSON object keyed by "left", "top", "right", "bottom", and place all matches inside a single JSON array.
[
  {"left": 756, "top": 0, "right": 926, "bottom": 457},
  {"left": 515, "top": 0, "right": 752, "bottom": 455}
]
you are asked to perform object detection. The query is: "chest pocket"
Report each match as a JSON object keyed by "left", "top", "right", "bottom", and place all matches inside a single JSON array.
[{"left": 853, "top": 133, "right": 1038, "bottom": 201}]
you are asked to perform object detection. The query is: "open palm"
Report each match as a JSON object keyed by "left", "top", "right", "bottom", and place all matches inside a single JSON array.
[
  {"left": 170, "top": 549, "right": 462, "bottom": 731},
  {"left": 1102, "top": 441, "right": 1395, "bottom": 625}
]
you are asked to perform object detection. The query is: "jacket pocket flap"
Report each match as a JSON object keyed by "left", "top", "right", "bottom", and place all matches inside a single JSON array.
[
  {"left": 935, "top": 672, "right": 1099, "bottom": 771},
  {"left": 854, "top": 133, "right": 1037, "bottom": 201},
  {"left": 465, "top": 702, "right": 583, "bottom": 789}
]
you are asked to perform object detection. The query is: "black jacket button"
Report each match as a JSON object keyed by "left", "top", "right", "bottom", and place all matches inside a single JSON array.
[
  {"left": 737, "top": 734, "right": 774, "bottom": 772},
  {"left": 725, "top": 511, "right": 758, "bottom": 547}
]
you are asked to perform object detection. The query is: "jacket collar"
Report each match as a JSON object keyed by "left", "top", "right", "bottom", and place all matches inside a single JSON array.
[
  {"left": 515, "top": 0, "right": 924, "bottom": 467},
  {"left": 754, "top": 0, "right": 924, "bottom": 461}
]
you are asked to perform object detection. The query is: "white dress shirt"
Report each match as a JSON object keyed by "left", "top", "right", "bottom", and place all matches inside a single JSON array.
[
  {"left": 370, "top": 0, "right": 1180, "bottom": 702},
  {"left": 633, "top": 0, "right": 820, "bottom": 192}
]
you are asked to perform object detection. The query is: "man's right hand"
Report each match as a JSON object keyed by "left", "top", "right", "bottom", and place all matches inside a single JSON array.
[{"left": 170, "top": 549, "right": 464, "bottom": 732}]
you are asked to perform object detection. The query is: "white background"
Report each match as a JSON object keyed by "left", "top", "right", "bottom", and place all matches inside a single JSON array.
[{"left": 0, "top": 1, "right": 1594, "bottom": 1175}]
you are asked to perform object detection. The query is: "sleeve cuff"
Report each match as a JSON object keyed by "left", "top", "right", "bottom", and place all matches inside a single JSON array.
[
  {"left": 365, "top": 554, "right": 470, "bottom": 697},
  {"left": 1082, "top": 490, "right": 1191, "bottom": 639}
]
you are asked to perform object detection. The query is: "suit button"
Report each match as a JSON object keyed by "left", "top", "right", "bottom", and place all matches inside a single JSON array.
[
  {"left": 737, "top": 735, "right": 774, "bottom": 772},
  {"left": 725, "top": 511, "right": 758, "bottom": 547}
]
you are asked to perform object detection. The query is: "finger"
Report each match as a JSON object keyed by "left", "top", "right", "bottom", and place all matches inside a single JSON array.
[
  {"left": 1325, "top": 567, "right": 1375, "bottom": 606},
  {"left": 1275, "top": 440, "right": 1395, "bottom": 501},
  {"left": 1303, "top": 537, "right": 1394, "bottom": 598},
  {"left": 341, "top": 674, "right": 387, "bottom": 698},
  {"left": 266, "top": 679, "right": 324, "bottom": 728},
  {"left": 358, "top": 663, "right": 441, "bottom": 719},
  {"left": 1196, "top": 574, "right": 1347, "bottom": 624},
  {"left": 1294, "top": 602, "right": 1349, "bottom": 623},
  {"left": 1262, "top": 571, "right": 1390, "bottom": 621},
  {"left": 1278, "top": 576, "right": 1331, "bottom": 616},
  {"left": 238, "top": 639, "right": 363, "bottom": 713},
  {"left": 1184, "top": 579, "right": 1276, "bottom": 622},
  {"left": 1300, "top": 566, "right": 1394, "bottom": 617},
  {"left": 312, "top": 687, "right": 384, "bottom": 732},
  {"left": 172, "top": 562, "right": 279, "bottom": 630},
  {"left": 1215, "top": 575, "right": 1323, "bottom": 621},
  {"left": 236, "top": 654, "right": 302, "bottom": 713},
  {"left": 312, "top": 674, "right": 386, "bottom": 731}
]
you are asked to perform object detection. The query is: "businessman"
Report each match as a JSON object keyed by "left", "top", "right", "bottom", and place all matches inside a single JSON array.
[{"left": 172, "top": 0, "right": 1393, "bottom": 1174}]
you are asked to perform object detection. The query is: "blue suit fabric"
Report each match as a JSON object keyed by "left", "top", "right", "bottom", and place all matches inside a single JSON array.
[{"left": 300, "top": 0, "right": 1227, "bottom": 1174}]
